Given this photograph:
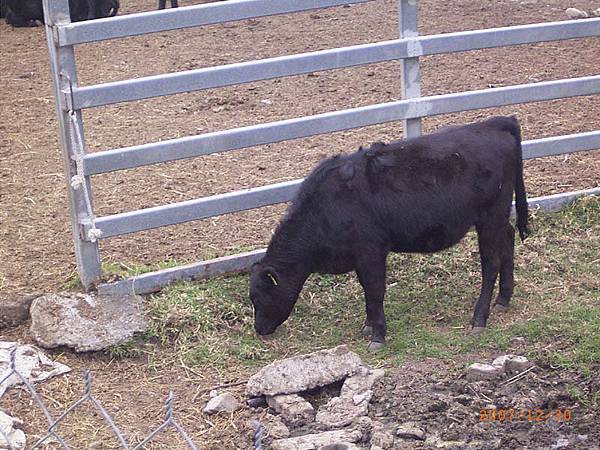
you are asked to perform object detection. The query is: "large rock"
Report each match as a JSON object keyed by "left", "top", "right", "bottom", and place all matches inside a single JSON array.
[
  {"left": 271, "top": 429, "right": 362, "bottom": 450},
  {"left": 247, "top": 346, "right": 363, "bottom": 397},
  {"left": 267, "top": 394, "right": 315, "bottom": 427},
  {"left": 341, "top": 367, "right": 385, "bottom": 398},
  {"left": 29, "top": 292, "right": 147, "bottom": 352},
  {"left": 466, "top": 363, "right": 502, "bottom": 381},
  {"left": 0, "top": 294, "right": 39, "bottom": 329},
  {"left": 0, "top": 342, "right": 71, "bottom": 398},
  {"left": 0, "top": 410, "right": 26, "bottom": 450},
  {"left": 316, "top": 396, "right": 369, "bottom": 428},
  {"left": 316, "top": 367, "right": 385, "bottom": 428}
]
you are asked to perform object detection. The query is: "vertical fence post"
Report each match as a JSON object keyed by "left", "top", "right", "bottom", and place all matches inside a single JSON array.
[
  {"left": 43, "top": 0, "right": 102, "bottom": 290},
  {"left": 399, "top": 0, "right": 422, "bottom": 138}
]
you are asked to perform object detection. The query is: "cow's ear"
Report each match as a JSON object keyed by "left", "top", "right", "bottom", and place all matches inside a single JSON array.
[{"left": 262, "top": 267, "right": 279, "bottom": 287}]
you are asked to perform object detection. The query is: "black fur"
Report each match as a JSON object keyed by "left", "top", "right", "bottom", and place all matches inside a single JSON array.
[
  {"left": 4, "top": 0, "right": 119, "bottom": 27},
  {"left": 249, "top": 116, "right": 529, "bottom": 347},
  {"left": 158, "top": 0, "right": 178, "bottom": 9}
]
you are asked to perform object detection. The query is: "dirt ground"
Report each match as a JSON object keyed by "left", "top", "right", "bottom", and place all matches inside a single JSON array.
[
  {"left": 1, "top": 0, "right": 599, "bottom": 449},
  {"left": 1, "top": 0, "right": 599, "bottom": 297}
]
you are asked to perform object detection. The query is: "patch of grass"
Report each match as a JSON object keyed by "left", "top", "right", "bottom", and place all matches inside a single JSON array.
[{"left": 114, "top": 196, "right": 599, "bottom": 377}]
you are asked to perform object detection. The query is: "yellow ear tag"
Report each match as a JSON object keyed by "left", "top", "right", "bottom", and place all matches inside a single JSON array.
[{"left": 267, "top": 273, "right": 278, "bottom": 286}]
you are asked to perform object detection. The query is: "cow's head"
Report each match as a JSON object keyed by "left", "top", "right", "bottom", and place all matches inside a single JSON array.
[
  {"left": 71, "top": 0, "right": 119, "bottom": 21},
  {"left": 249, "top": 262, "right": 303, "bottom": 336},
  {"left": 97, "top": 0, "right": 119, "bottom": 18}
]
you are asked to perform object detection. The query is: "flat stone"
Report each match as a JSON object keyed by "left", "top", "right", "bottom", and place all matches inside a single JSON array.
[
  {"left": 316, "top": 396, "right": 369, "bottom": 429},
  {"left": 396, "top": 422, "right": 425, "bottom": 441},
  {"left": 0, "top": 410, "right": 26, "bottom": 450},
  {"left": 491, "top": 355, "right": 514, "bottom": 373},
  {"left": 259, "top": 414, "right": 290, "bottom": 439},
  {"left": 0, "top": 294, "right": 39, "bottom": 329},
  {"left": 271, "top": 429, "right": 362, "bottom": 450},
  {"left": 29, "top": 292, "right": 147, "bottom": 352},
  {"left": 505, "top": 356, "right": 534, "bottom": 374},
  {"left": 247, "top": 345, "right": 363, "bottom": 397},
  {"left": 466, "top": 363, "right": 502, "bottom": 381},
  {"left": 203, "top": 392, "right": 240, "bottom": 415},
  {"left": 340, "top": 367, "right": 385, "bottom": 399},
  {"left": 0, "top": 342, "right": 71, "bottom": 398},
  {"left": 267, "top": 394, "right": 315, "bottom": 427}
]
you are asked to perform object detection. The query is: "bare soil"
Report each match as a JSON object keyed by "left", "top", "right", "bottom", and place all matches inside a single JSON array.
[
  {"left": 1, "top": 0, "right": 599, "bottom": 449},
  {"left": 1, "top": 0, "right": 599, "bottom": 296}
]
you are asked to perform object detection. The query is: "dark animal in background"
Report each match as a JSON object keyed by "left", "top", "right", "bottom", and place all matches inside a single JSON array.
[
  {"left": 249, "top": 116, "right": 529, "bottom": 351},
  {"left": 0, "top": 0, "right": 8, "bottom": 19},
  {"left": 158, "top": 0, "right": 178, "bottom": 9},
  {"left": 3, "top": 0, "right": 119, "bottom": 27}
]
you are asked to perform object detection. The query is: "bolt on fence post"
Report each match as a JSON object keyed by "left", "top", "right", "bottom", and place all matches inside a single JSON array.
[
  {"left": 399, "top": 0, "right": 422, "bottom": 138},
  {"left": 42, "top": 0, "right": 102, "bottom": 290}
]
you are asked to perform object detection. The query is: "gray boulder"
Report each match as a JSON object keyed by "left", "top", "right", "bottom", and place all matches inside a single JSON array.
[
  {"left": 203, "top": 392, "right": 240, "bottom": 415},
  {"left": 267, "top": 394, "right": 315, "bottom": 427},
  {"left": 247, "top": 345, "right": 363, "bottom": 397},
  {"left": 29, "top": 292, "right": 147, "bottom": 352}
]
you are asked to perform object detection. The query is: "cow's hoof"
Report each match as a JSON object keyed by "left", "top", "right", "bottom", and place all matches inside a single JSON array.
[
  {"left": 361, "top": 325, "right": 373, "bottom": 336},
  {"left": 469, "top": 326, "right": 487, "bottom": 335},
  {"left": 367, "top": 341, "right": 385, "bottom": 352},
  {"left": 495, "top": 304, "right": 510, "bottom": 313}
]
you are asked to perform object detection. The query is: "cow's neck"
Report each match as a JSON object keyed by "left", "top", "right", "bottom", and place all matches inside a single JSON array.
[{"left": 265, "top": 214, "right": 316, "bottom": 277}]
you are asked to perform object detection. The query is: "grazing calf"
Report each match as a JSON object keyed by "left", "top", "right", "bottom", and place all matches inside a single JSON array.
[
  {"left": 158, "top": 0, "right": 178, "bottom": 9},
  {"left": 4, "top": 0, "right": 119, "bottom": 27},
  {"left": 249, "top": 116, "right": 529, "bottom": 351}
]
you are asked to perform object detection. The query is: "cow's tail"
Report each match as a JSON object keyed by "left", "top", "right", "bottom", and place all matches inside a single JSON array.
[{"left": 504, "top": 116, "right": 530, "bottom": 241}]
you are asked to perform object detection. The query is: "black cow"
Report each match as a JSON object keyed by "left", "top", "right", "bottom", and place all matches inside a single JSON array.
[
  {"left": 249, "top": 116, "right": 529, "bottom": 351},
  {"left": 158, "top": 0, "right": 178, "bottom": 9},
  {"left": 4, "top": 0, "right": 119, "bottom": 27}
]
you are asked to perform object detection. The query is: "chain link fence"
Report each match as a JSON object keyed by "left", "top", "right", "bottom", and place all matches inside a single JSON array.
[{"left": 0, "top": 347, "right": 264, "bottom": 450}]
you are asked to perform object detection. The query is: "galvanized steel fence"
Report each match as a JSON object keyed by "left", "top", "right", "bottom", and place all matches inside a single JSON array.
[{"left": 41, "top": 0, "right": 600, "bottom": 294}]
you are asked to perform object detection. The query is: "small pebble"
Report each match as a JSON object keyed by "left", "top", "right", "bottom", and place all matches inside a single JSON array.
[{"left": 565, "top": 7, "right": 588, "bottom": 19}]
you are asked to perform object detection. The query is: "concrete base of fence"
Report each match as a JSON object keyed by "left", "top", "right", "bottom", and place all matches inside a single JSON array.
[{"left": 97, "top": 187, "right": 599, "bottom": 296}]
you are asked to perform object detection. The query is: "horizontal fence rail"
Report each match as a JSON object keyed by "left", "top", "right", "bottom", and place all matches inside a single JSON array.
[
  {"left": 97, "top": 187, "right": 600, "bottom": 296},
  {"left": 82, "top": 130, "right": 600, "bottom": 239},
  {"left": 82, "top": 75, "right": 600, "bottom": 176},
  {"left": 43, "top": 0, "right": 600, "bottom": 292},
  {"left": 56, "top": 0, "right": 370, "bottom": 46},
  {"left": 70, "top": 18, "right": 600, "bottom": 110}
]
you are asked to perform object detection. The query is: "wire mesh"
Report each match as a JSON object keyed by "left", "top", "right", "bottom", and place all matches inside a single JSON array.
[{"left": 0, "top": 346, "right": 263, "bottom": 450}]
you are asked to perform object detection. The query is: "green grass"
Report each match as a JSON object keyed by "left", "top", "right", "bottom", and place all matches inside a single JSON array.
[{"left": 108, "top": 196, "right": 599, "bottom": 381}]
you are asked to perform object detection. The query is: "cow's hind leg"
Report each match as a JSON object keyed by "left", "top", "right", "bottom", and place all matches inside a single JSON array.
[
  {"left": 471, "top": 223, "right": 504, "bottom": 333},
  {"left": 494, "top": 224, "right": 515, "bottom": 312},
  {"left": 356, "top": 250, "right": 387, "bottom": 351}
]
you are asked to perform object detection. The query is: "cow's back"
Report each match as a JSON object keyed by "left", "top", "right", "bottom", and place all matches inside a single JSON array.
[{"left": 287, "top": 117, "right": 521, "bottom": 258}]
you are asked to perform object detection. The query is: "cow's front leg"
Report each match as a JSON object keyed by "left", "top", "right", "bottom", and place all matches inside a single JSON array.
[{"left": 356, "top": 251, "right": 387, "bottom": 351}]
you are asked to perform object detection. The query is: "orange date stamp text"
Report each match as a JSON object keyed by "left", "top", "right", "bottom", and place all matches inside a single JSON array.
[{"left": 479, "top": 408, "right": 572, "bottom": 422}]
